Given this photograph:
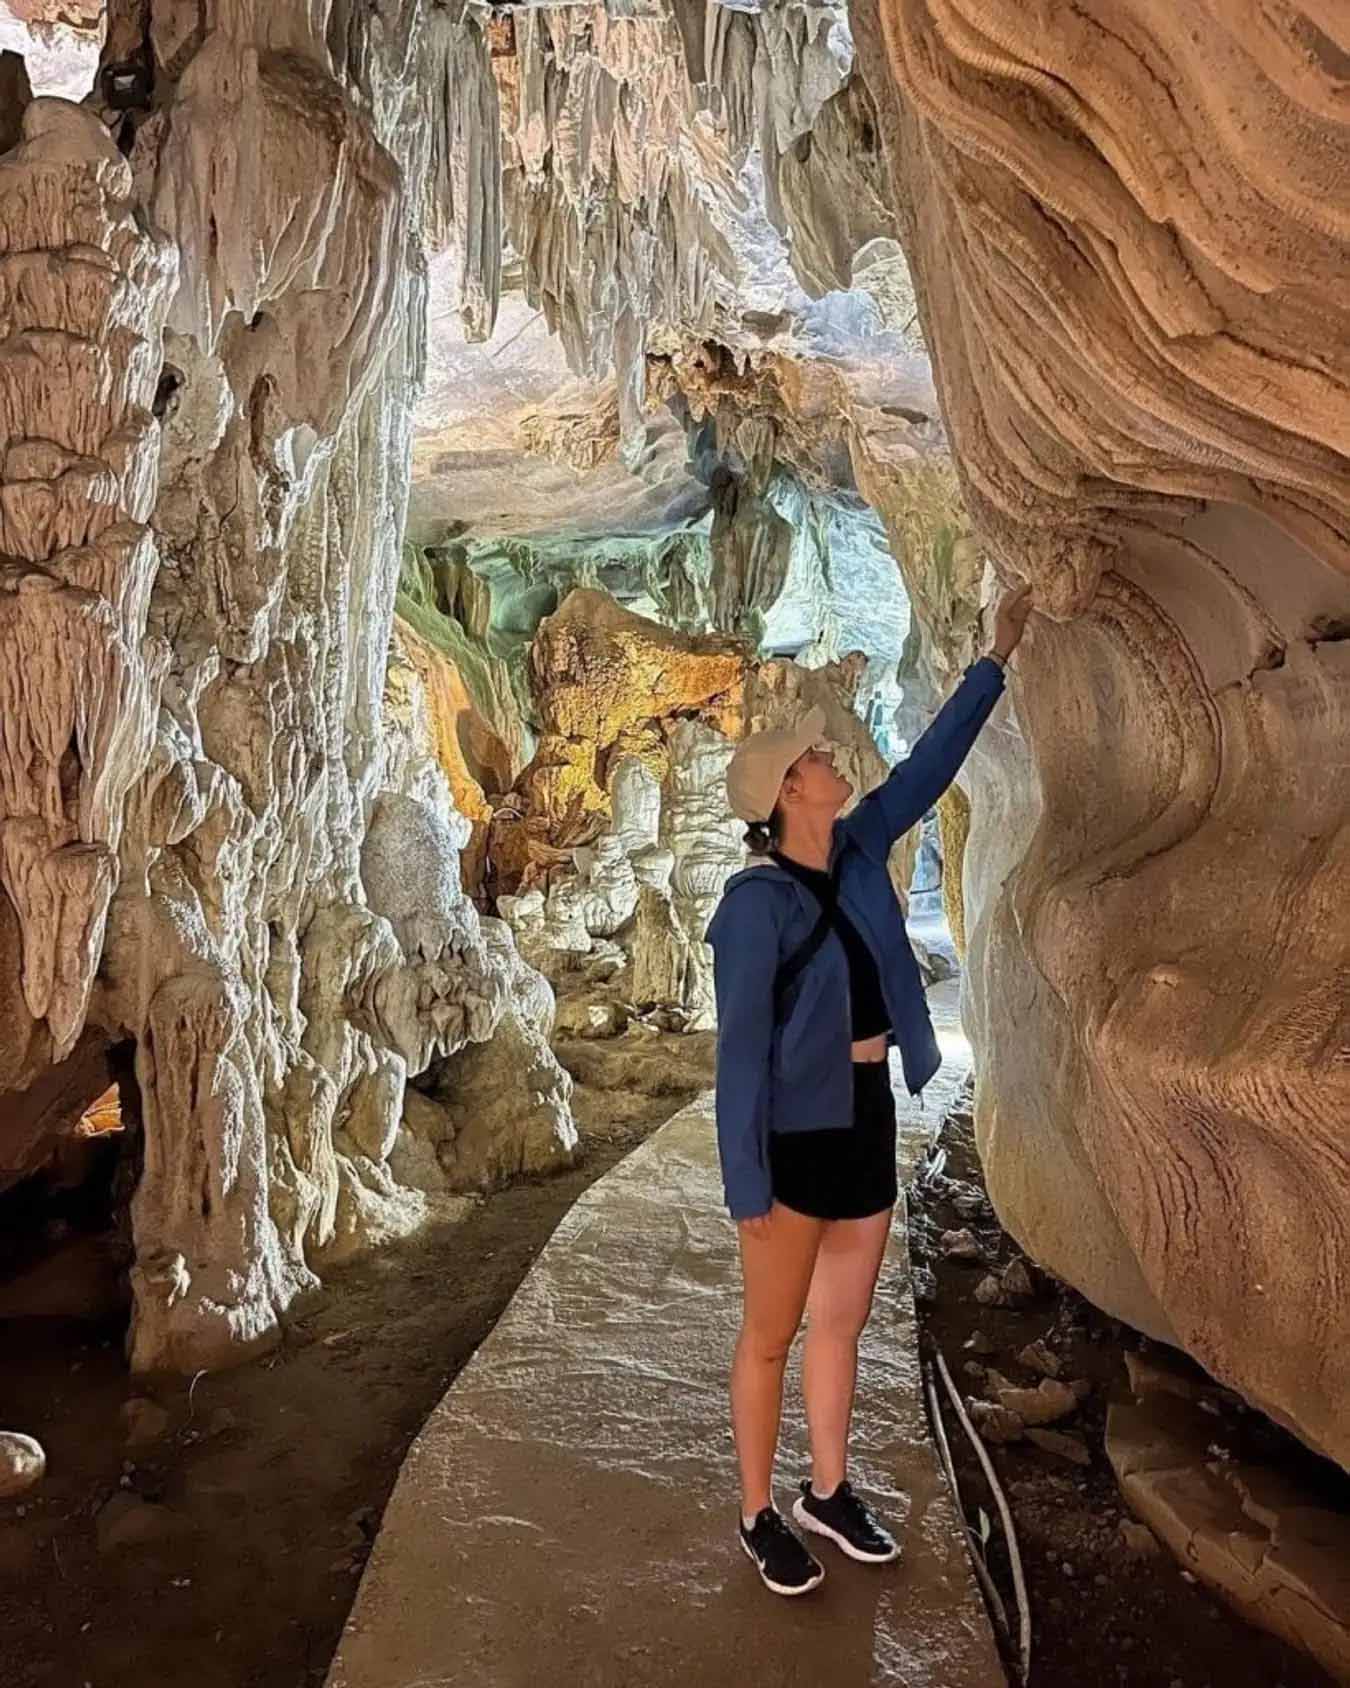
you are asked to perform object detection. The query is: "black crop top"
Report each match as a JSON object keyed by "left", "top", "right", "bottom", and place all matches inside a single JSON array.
[{"left": 772, "top": 854, "right": 891, "bottom": 1040}]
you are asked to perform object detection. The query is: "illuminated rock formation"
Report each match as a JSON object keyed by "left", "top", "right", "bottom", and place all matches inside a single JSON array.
[
  {"left": 4, "top": 0, "right": 1341, "bottom": 1504},
  {"left": 0, "top": 5, "right": 566, "bottom": 1371},
  {"left": 854, "top": 0, "right": 1350, "bottom": 1467}
]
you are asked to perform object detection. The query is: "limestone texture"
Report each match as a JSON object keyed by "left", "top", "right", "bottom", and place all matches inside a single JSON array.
[
  {"left": 387, "top": 618, "right": 509, "bottom": 898},
  {"left": 491, "top": 590, "right": 920, "bottom": 1028},
  {"left": 492, "top": 588, "right": 744, "bottom": 903},
  {"left": 936, "top": 784, "right": 969, "bottom": 959},
  {"left": 488, "top": 592, "right": 746, "bottom": 1022},
  {"left": 0, "top": 1430, "right": 45, "bottom": 1498},
  {"left": 852, "top": 0, "right": 1350, "bottom": 1470},
  {"left": 411, "top": 916, "right": 578, "bottom": 1195},
  {"left": 410, "top": 273, "right": 703, "bottom": 549},
  {"left": 639, "top": 717, "right": 742, "bottom": 1029},
  {"left": 0, "top": 8, "right": 98, "bottom": 102},
  {"left": 0, "top": 4, "right": 577, "bottom": 1371}
]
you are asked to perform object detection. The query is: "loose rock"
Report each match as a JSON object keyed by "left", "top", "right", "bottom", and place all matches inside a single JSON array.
[
  {"left": 1018, "top": 1338, "right": 1062, "bottom": 1378},
  {"left": 121, "top": 1398, "right": 170, "bottom": 1447},
  {"left": 994, "top": 1377, "right": 1079, "bottom": 1425},
  {"left": 1002, "top": 1258, "right": 1036, "bottom": 1301},
  {"left": 969, "top": 1401, "right": 1025, "bottom": 1445},
  {"left": 939, "top": 1228, "right": 984, "bottom": 1261},
  {"left": 584, "top": 1002, "right": 627, "bottom": 1039},
  {"left": 0, "top": 1433, "right": 45, "bottom": 1499},
  {"left": 974, "top": 1257, "right": 1036, "bottom": 1307},
  {"left": 555, "top": 998, "right": 627, "bottom": 1040},
  {"left": 1027, "top": 1428, "right": 1092, "bottom": 1467}
]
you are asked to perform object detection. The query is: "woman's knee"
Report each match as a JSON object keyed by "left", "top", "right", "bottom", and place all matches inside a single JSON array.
[
  {"left": 736, "top": 1317, "right": 800, "bottom": 1368},
  {"left": 805, "top": 1299, "right": 872, "bottom": 1347}
]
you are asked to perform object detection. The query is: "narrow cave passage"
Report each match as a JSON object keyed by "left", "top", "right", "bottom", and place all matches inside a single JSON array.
[{"left": 1, "top": 2, "right": 1348, "bottom": 1687}]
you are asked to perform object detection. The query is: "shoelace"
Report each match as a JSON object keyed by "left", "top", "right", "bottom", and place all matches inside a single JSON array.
[
  {"left": 832, "top": 1482, "right": 883, "bottom": 1539},
  {"left": 756, "top": 1508, "right": 798, "bottom": 1545}
]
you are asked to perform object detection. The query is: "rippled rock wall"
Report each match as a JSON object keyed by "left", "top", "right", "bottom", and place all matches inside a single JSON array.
[{"left": 855, "top": 0, "right": 1350, "bottom": 1467}]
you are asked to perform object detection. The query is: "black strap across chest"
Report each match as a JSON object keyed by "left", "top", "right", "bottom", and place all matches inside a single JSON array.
[{"left": 770, "top": 854, "right": 841, "bottom": 1025}]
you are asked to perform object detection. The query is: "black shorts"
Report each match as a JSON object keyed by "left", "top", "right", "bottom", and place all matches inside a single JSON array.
[{"left": 768, "top": 1061, "right": 898, "bottom": 1221}]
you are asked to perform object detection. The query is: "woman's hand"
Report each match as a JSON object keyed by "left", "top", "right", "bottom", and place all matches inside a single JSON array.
[
  {"left": 738, "top": 1211, "right": 774, "bottom": 1242},
  {"left": 992, "top": 582, "right": 1034, "bottom": 662}
]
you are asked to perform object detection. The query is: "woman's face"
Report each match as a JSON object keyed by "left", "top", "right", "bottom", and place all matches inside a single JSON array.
[{"left": 781, "top": 742, "right": 852, "bottom": 816}]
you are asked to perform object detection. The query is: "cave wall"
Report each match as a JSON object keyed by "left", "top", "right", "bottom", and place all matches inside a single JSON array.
[
  {"left": 3, "top": 0, "right": 937, "bottom": 1381},
  {"left": 486, "top": 584, "right": 928, "bottom": 1027},
  {"left": 852, "top": 0, "right": 1350, "bottom": 1465},
  {"left": 0, "top": 2, "right": 552, "bottom": 1372},
  {"left": 9, "top": 0, "right": 1342, "bottom": 1472}
]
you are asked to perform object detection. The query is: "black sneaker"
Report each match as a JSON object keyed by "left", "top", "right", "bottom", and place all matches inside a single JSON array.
[
  {"left": 738, "top": 1506, "right": 826, "bottom": 1596},
  {"left": 793, "top": 1479, "right": 899, "bottom": 1564}
]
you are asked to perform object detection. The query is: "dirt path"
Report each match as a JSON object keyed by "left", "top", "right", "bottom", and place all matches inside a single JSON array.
[
  {"left": 908, "top": 1103, "right": 1336, "bottom": 1688},
  {"left": 0, "top": 1031, "right": 715, "bottom": 1688}
]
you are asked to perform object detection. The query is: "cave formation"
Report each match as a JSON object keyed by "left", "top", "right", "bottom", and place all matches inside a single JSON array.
[{"left": 0, "top": 0, "right": 1347, "bottom": 1669}]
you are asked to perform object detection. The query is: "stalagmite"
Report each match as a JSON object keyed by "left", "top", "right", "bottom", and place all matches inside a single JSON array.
[{"left": 0, "top": 3, "right": 580, "bottom": 1371}]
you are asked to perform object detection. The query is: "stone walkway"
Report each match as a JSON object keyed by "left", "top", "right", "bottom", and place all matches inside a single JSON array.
[{"left": 328, "top": 982, "right": 999, "bottom": 1688}]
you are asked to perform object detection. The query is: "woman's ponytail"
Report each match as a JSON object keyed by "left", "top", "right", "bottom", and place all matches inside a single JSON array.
[{"left": 744, "top": 818, "right": 777, "bottom": 856}]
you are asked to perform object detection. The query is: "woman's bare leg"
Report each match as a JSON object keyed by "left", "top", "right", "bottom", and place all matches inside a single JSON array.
[
  {"left": 732, "top": 1203, "right": 824, "bottom": 1521},
  {"left": 801, "top": 1208, "right": 892, "bottom": 1495}
]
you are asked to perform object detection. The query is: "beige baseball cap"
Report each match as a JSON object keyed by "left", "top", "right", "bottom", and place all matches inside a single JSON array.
[{"left": 725, "top": 706, "right": 828, "bottom": 824}]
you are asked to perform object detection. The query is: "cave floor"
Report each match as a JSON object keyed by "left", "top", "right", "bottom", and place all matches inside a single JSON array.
[
  {"left": 0, "top": 1032, "right": 715, "bottom": 1688},
  {"left": 325, "top": 1006, "right": 1002, "bottom": 1688},
  {"left": 6, "top": 987, "right": 1330, "bottom": 1688}
]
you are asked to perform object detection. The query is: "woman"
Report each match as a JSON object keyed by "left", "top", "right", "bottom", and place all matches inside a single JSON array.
[{"left": 706, "top": 584, "right": 1032, "bottom": 1596}]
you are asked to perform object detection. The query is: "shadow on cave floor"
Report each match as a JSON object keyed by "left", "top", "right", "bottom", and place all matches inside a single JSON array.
[{"left": 0, "top": 1029, "right": 714, "bottom": 1688}]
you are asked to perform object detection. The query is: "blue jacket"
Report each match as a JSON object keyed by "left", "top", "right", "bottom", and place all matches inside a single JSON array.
[{"left": 705, "top": 657, "right": 1006, "bottom": 1219}]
